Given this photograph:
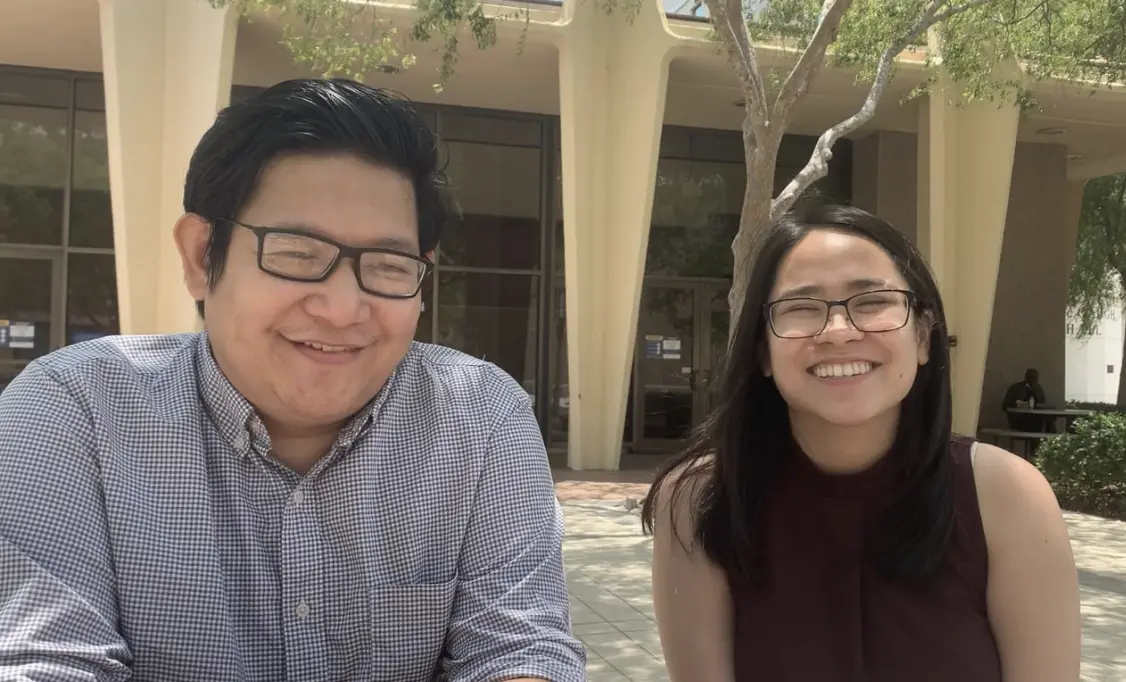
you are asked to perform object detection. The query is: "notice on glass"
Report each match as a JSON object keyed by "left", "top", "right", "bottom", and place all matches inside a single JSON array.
[
  {"left": 662, "top": 337, "right": 681, "bottom": 359},
  {"left": 9, "top": 322, "right": 34, "bottom": 349}
]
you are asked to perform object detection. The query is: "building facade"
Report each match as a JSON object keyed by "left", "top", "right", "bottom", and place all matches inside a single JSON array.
[
  {"left": 2, "top": 0, "right": 1123, "bottom": 468},
  {"left": 1066, "top": 303, "right": 1126, "bottom": 405}
]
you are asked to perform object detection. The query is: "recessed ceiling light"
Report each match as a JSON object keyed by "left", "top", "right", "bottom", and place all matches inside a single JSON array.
[
  {"left": 1068, "top": 153, "right": 1084, "bottom": 160},
  {"left": 1037, "top": 127, "right": 1066, "bottom": 136}
]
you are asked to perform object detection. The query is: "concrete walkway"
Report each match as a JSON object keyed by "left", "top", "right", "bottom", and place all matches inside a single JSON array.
[{"left": 560, "top": 497, "right": 1126, "bottom": 682}]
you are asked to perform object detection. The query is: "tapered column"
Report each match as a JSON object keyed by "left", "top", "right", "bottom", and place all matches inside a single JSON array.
[
  {"left": 99, "top": 0, "right": 237, "bottom": 334},
  {"left": 557, "top": 0, "right": 676, "bottom": 469},
  {"left": 917, "top": 87, "right": 1019, "bottom": 435}
]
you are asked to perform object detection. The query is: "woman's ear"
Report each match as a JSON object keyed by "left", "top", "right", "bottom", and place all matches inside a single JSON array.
[
  {"left": 916, "top": 311, "right": 934, "bottom": 366},
  {"left": 759, "top": 341, "right": 773, "bottom": 376}
]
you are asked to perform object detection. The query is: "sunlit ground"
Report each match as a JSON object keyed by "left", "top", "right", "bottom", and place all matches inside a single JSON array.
[{"left": 561, "top": 499, "right": 1126, "bottom": 682}]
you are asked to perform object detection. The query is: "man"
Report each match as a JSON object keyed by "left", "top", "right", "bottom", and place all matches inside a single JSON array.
[
  {"left": 0, "top": 79, "right": 585, "bottom": 681},
  {"left": 1002, "top": 367, "right": 1051, "bottom": 429}
]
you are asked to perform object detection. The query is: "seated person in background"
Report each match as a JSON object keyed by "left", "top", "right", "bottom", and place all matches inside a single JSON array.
[
  {"left": 1002, "top": 368, "right": 1053, "bottom": 432},
  {"left": 0, "top": 78, "right": 585, "bottom": 682}
]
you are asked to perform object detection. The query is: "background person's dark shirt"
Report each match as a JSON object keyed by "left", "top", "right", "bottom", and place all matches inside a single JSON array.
[{"left": 1002, "top": 381, "right": 1050, "bottom": 431}]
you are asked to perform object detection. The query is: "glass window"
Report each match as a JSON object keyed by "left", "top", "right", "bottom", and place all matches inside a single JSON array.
[
  {"left": 66, "top": 253, "right": 119, "bottom": 344},
  {"left": 647, "top": 158, "right": 742, "bottom": 278},
  {"left": 552, "top": 150, "right": 563, "bottom": 276},
  {"left": 547, "top": 277, "right": 567, "bottom": 443},
  {"left": 0, "top": 256, "right": 55, "bottom": 362},
  {"left": 0, "top": 104, "right": 68, "bottom": 245},
  {"left": 0, "top": 72, "right": 70, "bottom": 108},
  {"left": 436, "top": 272, "right": 539, "bottom": 397},
  {"left": 69, "top": 111, "right": 113, "bottom": 248},
  {"left": 439, "top": 141, "right": 542, "bottom": 270},
  {"left": 440, "top": 112, "right": 541, "bottom": 147},
  {"left": 75, "top": 80, "right": 105, "bottom": 111}
]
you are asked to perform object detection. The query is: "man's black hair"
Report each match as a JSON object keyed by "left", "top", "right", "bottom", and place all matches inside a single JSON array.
[{"left": 183, "top": 78, "right": 456, "bottom": 317}]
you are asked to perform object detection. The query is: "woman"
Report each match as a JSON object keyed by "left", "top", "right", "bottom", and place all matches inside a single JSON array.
[{"left": 641, "top": 203, "right": 1081, "bottom": 681}]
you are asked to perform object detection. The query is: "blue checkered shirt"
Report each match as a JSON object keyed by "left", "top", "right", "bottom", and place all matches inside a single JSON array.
[{"left": 0, "top": 332, "right": 585, "bottom": 681}]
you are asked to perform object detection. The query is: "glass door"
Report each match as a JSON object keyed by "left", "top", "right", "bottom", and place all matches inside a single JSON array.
[
  {"left": 0, "top": 252, "right": 63, "bottom": 392},
  {"left": 632, "top": 280, "right": 731, "bottom": 450},
  {"left": 635, "top": 283, "right": 696, "bottom": 448}
]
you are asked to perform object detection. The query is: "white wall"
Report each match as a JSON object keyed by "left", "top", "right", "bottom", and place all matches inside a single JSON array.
[{"left": 1066, "top": 304, "right": 1125, "bottom": 404}]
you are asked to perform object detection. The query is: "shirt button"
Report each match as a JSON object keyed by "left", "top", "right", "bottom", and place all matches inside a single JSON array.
[
  {"left": 295, "top": 601, "right": 310, "bottom": 618},
  {"left": 291, "top": 489, "right": 305, "bottom": 505}
]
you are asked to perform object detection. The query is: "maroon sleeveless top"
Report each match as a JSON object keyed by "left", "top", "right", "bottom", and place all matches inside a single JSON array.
[{"left": 729, "top": 436, "right": 1002, "bottom": 681}]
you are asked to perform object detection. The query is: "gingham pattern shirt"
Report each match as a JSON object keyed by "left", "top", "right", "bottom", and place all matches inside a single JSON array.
[{"left": 0, "top": 332, "right": 585, "bottom": 682}]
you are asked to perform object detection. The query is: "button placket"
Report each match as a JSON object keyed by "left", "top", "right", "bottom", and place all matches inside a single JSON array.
[{"left": 280, "top": 476, "right": 326, "bottom": 678}]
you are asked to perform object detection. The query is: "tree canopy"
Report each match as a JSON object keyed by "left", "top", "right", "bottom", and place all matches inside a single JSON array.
[
  {"left": 210, "top": 0, "right": 1126, "bottom": 100},
  {"left": 211, "top": 0, "right": 1126, "bottom": 328},
  {"left": 1068, "top": 174, "right": 1126, "bottom": 405},
  {"left": 1069, "top": 174, "right": 1126, "bottom": 339}
]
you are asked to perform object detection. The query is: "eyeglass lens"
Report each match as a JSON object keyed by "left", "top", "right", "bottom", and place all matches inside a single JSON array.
[
  {"left": 770, "top": 290, "right": 910, "bottom": 338},
  {"left": 259, "top": 232, "right": 425, "bottom": 297}
]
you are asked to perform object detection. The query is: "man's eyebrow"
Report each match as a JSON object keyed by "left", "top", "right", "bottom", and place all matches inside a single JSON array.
[
  {"left": 370, "top": 237, "right": 424, "bottom": 255},
  {"left": 260, "top": 222, "right": 420, "bottom": 253}
]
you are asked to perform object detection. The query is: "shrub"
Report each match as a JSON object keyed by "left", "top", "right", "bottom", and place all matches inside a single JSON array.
[
  {"left": 1064, "top": 400, "right": 1126, "bottom": 415},
  {"left": 1036, "top": 413, "right": 1126, "bottom": 521}
]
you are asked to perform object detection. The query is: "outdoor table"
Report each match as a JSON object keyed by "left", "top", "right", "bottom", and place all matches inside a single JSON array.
[{"left": 1005, "top": 407, "right": 1094, "bottom": 433}]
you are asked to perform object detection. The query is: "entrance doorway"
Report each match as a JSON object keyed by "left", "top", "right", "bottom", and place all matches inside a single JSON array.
[{"left": 631, "top": 279, "right": 729, "bottom": 450}]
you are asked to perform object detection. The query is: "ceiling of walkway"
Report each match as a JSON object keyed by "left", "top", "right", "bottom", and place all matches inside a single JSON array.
[{"left": 3, "top": 0, "right": 1126, "bottom": 177}]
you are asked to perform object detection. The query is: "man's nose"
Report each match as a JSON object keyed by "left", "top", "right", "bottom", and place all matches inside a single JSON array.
[{"left": 304, "top": 260, "right": 371, "bottom": 325}]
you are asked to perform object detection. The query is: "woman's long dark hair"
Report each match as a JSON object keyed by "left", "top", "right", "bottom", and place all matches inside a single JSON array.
[{"left": 640, "top": 201, "right": 954, "bottom": 586}]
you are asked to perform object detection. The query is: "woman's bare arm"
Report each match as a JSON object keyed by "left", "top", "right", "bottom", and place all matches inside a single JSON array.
[
  {"left": 973, "top": 442, "right": 1082, "bottom": 682},
  {"left": 650, "top": 467, "right": 737, "bottom": 682}
]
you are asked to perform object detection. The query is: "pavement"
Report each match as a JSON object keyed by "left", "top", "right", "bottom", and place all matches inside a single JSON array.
[{"left": 557, "top": 477, "right": 1126, "bottom": 682}]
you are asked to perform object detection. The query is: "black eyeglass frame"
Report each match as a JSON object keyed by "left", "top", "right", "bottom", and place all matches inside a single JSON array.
[
  {"left": 763, "top": 288, "right": 919, "bottom": 340},
  {"left": 216, "top": 219, "right": 433, "bottom": 300}
]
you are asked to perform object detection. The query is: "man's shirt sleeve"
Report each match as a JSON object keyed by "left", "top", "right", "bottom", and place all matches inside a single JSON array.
[
  {"left": 441, "top": 390, "right": 586, "bottom": 682},
  {"left": 0, "top": 363, "right": 132, "bottom": 680}
]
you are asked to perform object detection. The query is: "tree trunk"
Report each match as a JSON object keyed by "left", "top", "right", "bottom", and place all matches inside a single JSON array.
[{"left": 727, "top": 132, "right": 778, "bottom": 340}]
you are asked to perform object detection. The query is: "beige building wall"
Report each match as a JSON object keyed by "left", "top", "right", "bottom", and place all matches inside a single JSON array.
[
  {"left": 3, "top": 0, "right": 1101, "bottom": 467},
  {"left": 852, "top": 131, "right": 919, "bottom": 244},
  {"left": 980, "top": 142, "right": 1070, "bottom": 427}
]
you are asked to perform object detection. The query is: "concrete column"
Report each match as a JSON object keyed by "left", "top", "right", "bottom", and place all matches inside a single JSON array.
[
  {"left": 851, "top": 131, "right": 919, "bottom": 243},
  {"left": 917, "top": 88, "right": 1020, "bottom": 435},
  {"left": 557, "top": 0, "right": 676, "bottom": 469},
  {"left": 98, "top": 0, "right": 237, "bottom": 335},
  {"left": 1061, "top": 179, "right": 1088, "bottom": 287}
]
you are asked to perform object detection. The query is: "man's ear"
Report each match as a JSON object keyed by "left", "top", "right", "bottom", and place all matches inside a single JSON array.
[{"left": 174, "top": 213, "right": 212, "bottom": 301}]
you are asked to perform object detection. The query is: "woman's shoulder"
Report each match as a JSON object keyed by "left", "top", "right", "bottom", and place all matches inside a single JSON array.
[{"left": 966, "top": 440, "right": 1067, "bottom": 553}]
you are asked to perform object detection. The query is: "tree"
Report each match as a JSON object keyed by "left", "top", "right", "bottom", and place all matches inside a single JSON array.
[
  {"left": 212, "top": 0, "right": 1126, "bottom": 330},
  {"left": 1068, "top": 174, "right": 1126, "bottom": 406}
]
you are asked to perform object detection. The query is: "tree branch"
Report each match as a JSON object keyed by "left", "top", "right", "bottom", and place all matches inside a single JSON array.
[
  {"left": 702, "top": 0, "right": 769, "bottom": 132},
  {"left": 771, "top": 0, "right": 994, "bottom": 221},
  {"left": 772, "top": 0, "right": 855, "bottom": 129}
]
